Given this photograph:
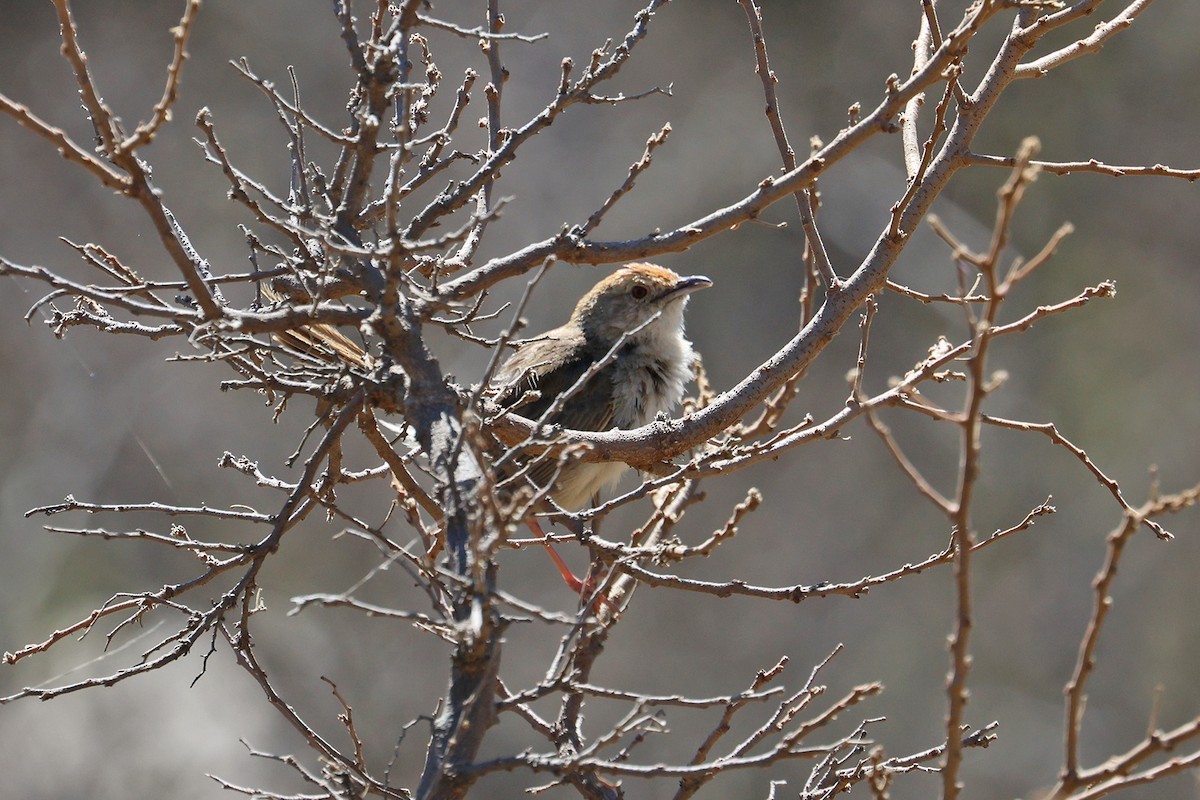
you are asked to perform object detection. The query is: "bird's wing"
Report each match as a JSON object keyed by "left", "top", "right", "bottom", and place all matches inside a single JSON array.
[
  {"left": 492, "top": 328, "right": 615, "bottom": 433},
  {"left": 490, "top": 329, "right": 619, "bottom": 501}
]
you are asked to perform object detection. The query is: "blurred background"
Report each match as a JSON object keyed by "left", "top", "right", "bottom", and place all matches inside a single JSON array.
[{"left": 2, "top": 1, "right": 1199, "bottom": 798}]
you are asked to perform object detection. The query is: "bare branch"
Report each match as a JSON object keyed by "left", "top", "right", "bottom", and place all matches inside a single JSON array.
[{"left": 1015, "top": 0, "right": 1155, "bottom": 78}]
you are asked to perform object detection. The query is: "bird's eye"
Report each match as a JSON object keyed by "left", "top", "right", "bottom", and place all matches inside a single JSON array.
[{"left": 630, "top": 284, "right": 649, "bottom": 300}]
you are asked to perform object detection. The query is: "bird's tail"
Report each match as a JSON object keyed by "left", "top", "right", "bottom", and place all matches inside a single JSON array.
[{"left": 260, "top": 283, "right": 370, "bottom": 369}]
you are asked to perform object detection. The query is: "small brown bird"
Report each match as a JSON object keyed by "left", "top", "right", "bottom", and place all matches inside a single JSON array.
[
  {"left": 491, "top": 263, "right": 711, "bottom": 596},
  {"left": 264, "top": 262, "right": 711, "bottom": 601}
]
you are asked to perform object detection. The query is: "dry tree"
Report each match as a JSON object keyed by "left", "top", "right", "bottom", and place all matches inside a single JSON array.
[{"left": 2, "top": 2, "right": 1198, "bottom": 799}]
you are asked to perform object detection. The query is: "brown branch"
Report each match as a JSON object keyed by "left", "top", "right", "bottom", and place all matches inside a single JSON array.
[
  {"left": 604, "top": 497, "right": 1050, "bottom": 604},
  {"left": 981, "top": 415, "right": 1170, "bottom": 540},
  {"left": 0, "top": 92, "right": 128, "bottom": 190},
  {"left": 1015, "top": 0, "right": 1155, "bottom": 78},
  {"left": 1043, "top": 484, "right": 1200, "bottom": 798},
  {"left": 736, "top": 0, "right": 838, "bottom": 288},
  {"left": 119, "top": 0, "right": 201, "bottom": 153},
  {"left": 943, "top": 138, "right": 1043, "bottom": 800},
  {"left": 416, "top": 13, "right": 549, "bottom": 42},
  {"left": 966, "top": 152, "right": 1200, "bottom": 181},
  {"left": 404, "top": 0, "right": 671, "bottom": 242},
  {"left": 864, "top": 407, "right": 954, "bottom": 513},
  {"left": 576, "top": 123, "right": 673, "bottom": 238}
]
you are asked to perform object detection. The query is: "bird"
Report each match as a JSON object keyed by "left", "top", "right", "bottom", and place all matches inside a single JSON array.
[
  {"left": 262, "top": 262, "right": 712, "bottom": 603},
  {"left": 489, "top": 263, "right": 711, "bottom": 600}
]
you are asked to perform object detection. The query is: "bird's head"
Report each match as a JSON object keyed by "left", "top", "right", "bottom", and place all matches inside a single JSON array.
[{"left": 569, "top": 263, "right": 711, "bottom": 348}]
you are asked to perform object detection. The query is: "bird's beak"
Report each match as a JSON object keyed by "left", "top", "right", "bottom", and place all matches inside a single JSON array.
[{"left": 656, "top": 275, "right": 713, "bottom": 304}]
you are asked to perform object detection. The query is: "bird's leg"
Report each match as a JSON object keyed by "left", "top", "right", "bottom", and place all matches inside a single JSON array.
[
  {"left": 525, "top": 517, "right": 583, "bottom": 592},
  {"left": 525, "top": 517, "right": 619, "bottom": 614}
]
